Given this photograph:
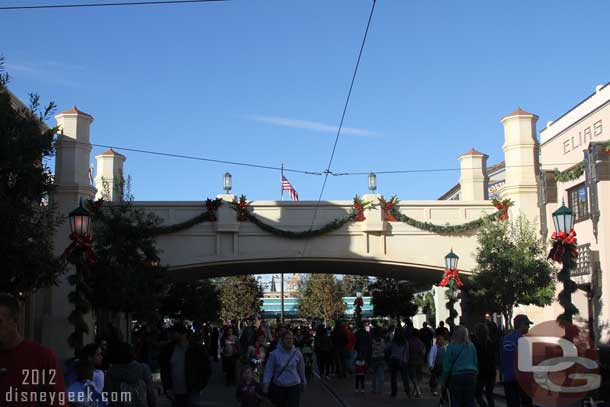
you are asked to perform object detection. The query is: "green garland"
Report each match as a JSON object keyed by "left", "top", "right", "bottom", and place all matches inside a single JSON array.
[
  {"left": 553, "top": 162, "right": 584, "bottom": 183},
  {"left": 88, "top": 198, "right": 222, "bottom": 237},
  {"left": 242, "top": 209, "right": 357, "bottom": 239},
  {"left": 231, "top": 195, "right": 371, "bottom": 239},
  {"left": 388, "top": 197, "right": 510, "bottom": 235}
]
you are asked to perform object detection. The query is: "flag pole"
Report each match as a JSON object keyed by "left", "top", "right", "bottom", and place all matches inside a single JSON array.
[{"left": 280, "top": 163, "right": 285, "bottom": 324}]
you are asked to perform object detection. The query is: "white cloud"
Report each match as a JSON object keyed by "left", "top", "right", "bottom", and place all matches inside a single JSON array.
[{"left": 248, "top": 115, "right": 380, "bottom": 137}]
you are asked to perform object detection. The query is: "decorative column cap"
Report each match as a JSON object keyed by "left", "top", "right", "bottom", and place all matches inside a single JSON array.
[
  {"left": 459, "top": 148, "right": 488, "bottom": 159},
  {"left": 501, "top": 107, "right": 539, "bottom": 122},
  {"left": 96, "top": 148, "right": 126, "bottom": 160},
  {"left": 56, "top": 106, "right": 94, "bottom": 121}
]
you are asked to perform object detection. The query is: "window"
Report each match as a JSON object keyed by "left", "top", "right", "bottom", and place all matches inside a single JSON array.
[{"left": 568, "top": 183, "right": 589, "bottom": 222}]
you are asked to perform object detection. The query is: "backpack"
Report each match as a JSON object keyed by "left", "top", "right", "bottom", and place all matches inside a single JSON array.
[
  {"left": 371, "top": 339, "right": 385, "bottom": 361},
  {"left": 118, "top": 379, "right": 148, "bottom": 407}
]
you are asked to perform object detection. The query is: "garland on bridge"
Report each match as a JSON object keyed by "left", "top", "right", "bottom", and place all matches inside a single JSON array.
[
  {"left": 87, "top": 198, "right": 222, "bottom": 237},
  {"left": 384, "top": 196, "right": 512, "bottom": 235},
  {"left": 230, "top": 195, "right": 372, "bottom": 239}
]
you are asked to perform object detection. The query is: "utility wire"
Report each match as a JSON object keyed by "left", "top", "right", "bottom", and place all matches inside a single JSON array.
[
  {"left": 300, "top": 0, "right": 376, "bottom": 257},
  {"left": 0, "top": 0, "right": 228, "bottom": 11},
  {"left": 76, "top": 141, "right": 323, "bottom": 175}
]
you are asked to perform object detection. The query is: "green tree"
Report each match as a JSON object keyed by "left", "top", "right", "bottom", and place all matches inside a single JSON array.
[
  {"left": 218, "top": 275, "right": 262, "bottom": 323},
  {"left": 415, "top": 292, "right": 436, "bottom": 316},
  {"left": 299, "top": 274, "right": 345, "bottom": 322},
  {"left": 370, "top": 278, "right": 417, "bottom": 323},
  {"left": 160, "top": 280, "right": 219, "bottom": 326},
  {"left": 340, "top": 275, "right": 370, "bottom": 296},
  {"left": 0, "top": 57, "right": 64, "bottom": 295},
  {"left": 471, "top": 215, "right": 555, "bottom": 329},
  {"left": 88, "top": 178, "right": 167, "bottom": 336}
]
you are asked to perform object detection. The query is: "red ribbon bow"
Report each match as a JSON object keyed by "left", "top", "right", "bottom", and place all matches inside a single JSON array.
[
  {"left": 548, "top": 229, "right": 578, "bottom": 262},
  {"left": 383, "top": 202, "right": 396, "bottom": 221},
  {"left": 439, "top": 269, "right": 463, "bottom": 288},
  {"left": 353, "top": 201, "right": 366, "bottom": 222},
  {"left": 63, "top": 233, "right": 97, "bottom": 264}
]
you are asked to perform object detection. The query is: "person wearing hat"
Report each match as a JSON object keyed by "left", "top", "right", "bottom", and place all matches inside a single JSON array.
[
  {"left": 159, "top": 324, "right": 211, "bottom": 407},
  {"left": 500, "top": 314, "right": 533, "bottom": 407}
]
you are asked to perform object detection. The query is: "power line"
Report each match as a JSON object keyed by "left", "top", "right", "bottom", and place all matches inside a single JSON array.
[
  {"left": 300, "top": 0, "right": 377, "bottom": 258},
  {"left": 75, "top": 141, "right": 323, "bottom": 175},
  {"left": 0, "top": 0, "right": 228, "bottom": 10}
]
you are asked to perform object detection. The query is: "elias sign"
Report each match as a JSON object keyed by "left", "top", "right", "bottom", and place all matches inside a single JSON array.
[{"left": 563, "top": 120, "right": 603, "bottom": 155}]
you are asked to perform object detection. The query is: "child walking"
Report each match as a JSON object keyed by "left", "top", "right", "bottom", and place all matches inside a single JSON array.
[
  {"left": 354, "top": 354, "right": 368, "bottom": 393},
  {"left": 236, "top": 366, "right": 262, "bottom": 407}
]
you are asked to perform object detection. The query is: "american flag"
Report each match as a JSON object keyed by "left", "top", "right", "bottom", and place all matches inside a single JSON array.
[{"left": 282, "top": 176, "right": 299, "bottom": 201}]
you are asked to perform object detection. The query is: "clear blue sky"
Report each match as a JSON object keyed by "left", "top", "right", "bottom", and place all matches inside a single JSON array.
[{"left": 2, "top": 0, "right": 609, "bottom": 201}]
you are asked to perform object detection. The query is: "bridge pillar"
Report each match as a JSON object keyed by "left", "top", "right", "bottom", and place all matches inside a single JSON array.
[
  {"left": 500, "top": 108, "right": 540, "bottom": 223},
  {"left": 458, "top": 149, "right": 488, "bottom": 201},
  {"left": 35, "top": 107, "right": 96, "bottom": 362},
  {"left": 215, "top": 194, "right": 239, "bottom": 257},
  {"left": 361, "top": 194, "right": 388, "bottom": 256}
]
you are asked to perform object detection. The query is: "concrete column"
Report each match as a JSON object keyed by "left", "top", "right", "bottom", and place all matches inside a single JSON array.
[
  {"left": 37, "top": 107, "right": 96, "bottom": 362},
  {"left": 458, "top": 148, "right": 488, "bottom": 201},
  {"left": 95, "top": 148, "right": 126, "bottom": 201},
  {"left": 500, "top": 108, "right": 540, "bottom": 223},
  {"left": 215, "top": 194, "right": 239, "bottom": 257}
]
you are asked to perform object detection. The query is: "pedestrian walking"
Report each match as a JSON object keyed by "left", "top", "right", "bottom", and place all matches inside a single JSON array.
[
  {"left": 262, "top": 331, "right": 307, "bottom": 407},
  {"left": 501, "top": 315, "right": 534, "bottom": 407},
  {"left": 0, "top": 293, "right": 67, "bottom": 407},
  {"left": 407, "top": 329, "right": 425, "bottom": 397},
  {"left": 106, "top": 341, "right": 157, "bottom": 407},
  {"left": 331, "top": 322, "right": 348, "bottom": 378},
  {"left": 159, "top": 324, "right": 211, "bottom": 407},
  {"left": 221, "top": 326, "right": 240, "bottom": 385},
  {"left": 314, "top": 325, "right": 332, "bottom": 379},
  {"left": 428, "top": 334, "right": 447, "bottom": 397},
  {"left": 386, "top": 327, "right": 410, "bottom": 398},
  {"left": 80, "top": 343, "right": 106, "bottom": 394},
  {"left": 473, "top": 323, "right": 497, "bottom": 407},
  {"left": 236, "top": 366, "right": 263, "bottom": 407},
  {"left": 369, "top": 327, "right": 386, "bottom": 395},
  {"left": 67, "top": 359, "right": 104, "bottom": 407},
  {"left": 353, "top": 354, "right": 367, "bottom": 393},
  {"left": 442, "top": 325, "right": 478, "bottom": 407}
]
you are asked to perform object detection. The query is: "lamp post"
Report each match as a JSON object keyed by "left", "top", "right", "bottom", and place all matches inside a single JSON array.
[
  {"left": 67, "top": 200, "right": 93, "bottom": 357},
  {"left": 442, "top": 249, "right": 461, "bottom": 329},
  {"left": 223, "top": 172, "right": 232, "bottom": 193},
  {"left": 550, "top": 201, "right": 578, "bottom": 324},
  {"left": 368, "top": 172, "right": 377, "bottom": 193}
]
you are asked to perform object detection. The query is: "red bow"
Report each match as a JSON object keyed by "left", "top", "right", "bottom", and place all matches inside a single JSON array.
[
  {"left": 353, "top": 201, "right": 366, "bottom": 222},
  {"left": 354, "top": 297, "right": 364, "bottom": 307},
  {"left": 548, "top": 229, "right": 578, "bottom": 262},
  {"left": 383, "top": 202, "right": 396, "bottom": 221},
  {"left": 63, "top": 233, "right": 97, "bottom": 264},
  {"left": 439, "top": 269, "right": 463, "bottom": 288}
]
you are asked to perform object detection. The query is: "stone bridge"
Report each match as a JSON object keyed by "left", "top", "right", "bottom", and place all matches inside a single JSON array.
[{"left": 137, "top": 197, "right": 497, "bottom": 286}]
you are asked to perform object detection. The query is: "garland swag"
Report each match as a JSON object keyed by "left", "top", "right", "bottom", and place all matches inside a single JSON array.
[
  {"left": 553, "top": 162, "right": 584, "bottom": 183},
  {"left": 230, "top": 195, "right": 371, "bottom": 240},
  {"left": 385, "top": 195, "right": 512, "bottom": 235},
  {"left": 88, "top": 198, "right": 222, "bottom": 237}
]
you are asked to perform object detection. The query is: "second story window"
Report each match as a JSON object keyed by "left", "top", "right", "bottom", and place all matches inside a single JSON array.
[{"left": 568, "top": 183, "right": 589, "bottom": 223}]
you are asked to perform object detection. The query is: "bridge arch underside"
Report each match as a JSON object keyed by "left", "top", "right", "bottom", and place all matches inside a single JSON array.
[{"left": 169, "top": 258, "right": 471, "bottom": 289}]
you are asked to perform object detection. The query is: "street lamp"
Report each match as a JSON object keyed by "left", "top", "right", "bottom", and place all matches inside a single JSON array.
[
  {"left": 442, "top": 249, "right": 460, "bottom": 329},
  {"left": 552, "top": 200, "right": 574, "bottom": 235},
  {"left": 368, "top": 172, "right": 377, "bottom": 193},
  {"left": 223, "top": 172, "right": 232, "bottom": 193},
  {"left": 445, "top": 249, "right": 459, "bottom": 270},
  {"left": 66, "top": 199, "right": 93, "bottom": 358},
  {"left": 550, "top": 200, "right": 578, "bottom": 324},
  {"left": 68, "top": 200, "right": 92, "bottom": 237}
]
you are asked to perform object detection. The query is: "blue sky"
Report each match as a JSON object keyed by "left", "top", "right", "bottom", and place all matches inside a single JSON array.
[{"left": 2, "top": 0, "right": 609, "bottom": 201}]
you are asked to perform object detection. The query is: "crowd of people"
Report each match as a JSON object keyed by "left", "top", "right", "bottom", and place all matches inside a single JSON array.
[{"left": 3, "top": 290, "right": 608, "bottom": 407}]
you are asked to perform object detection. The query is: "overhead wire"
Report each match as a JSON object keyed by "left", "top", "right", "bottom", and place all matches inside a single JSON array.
[
  {"left": 300, "top": 0, "right": 377, "bottom": 258},
  {"left": 0, "top": 0, "right": 228, "bottom": 11}
]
